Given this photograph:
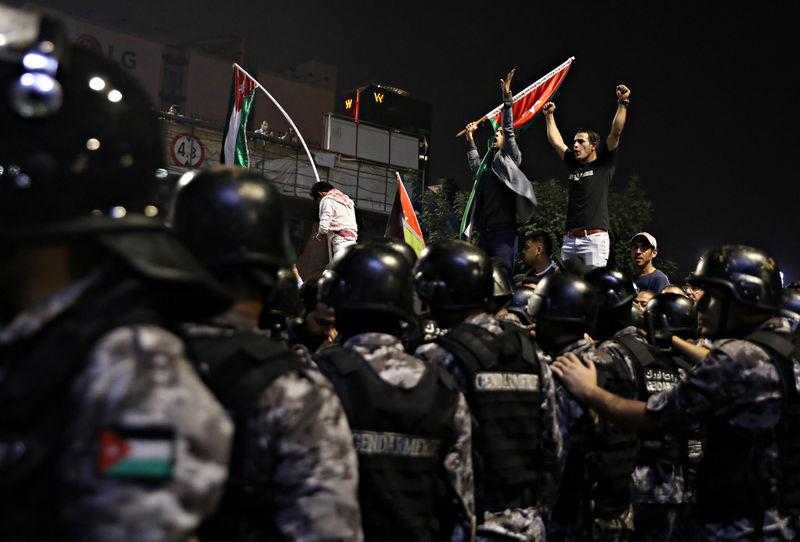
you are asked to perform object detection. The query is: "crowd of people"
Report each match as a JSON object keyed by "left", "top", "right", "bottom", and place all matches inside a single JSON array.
[{"left": 4, "top": 5, "right": 800, "bottom": 542}]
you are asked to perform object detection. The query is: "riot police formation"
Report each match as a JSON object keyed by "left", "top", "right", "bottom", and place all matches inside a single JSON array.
[
  {"left": 312, "top": 241, "right": 475, "bottom": 541},
  {"left": 553, "top": 245, "right": 800, "bottom": 541},
  {"left": 585, "top": 268, "right": 698, "bottom": 541},
  {"left": 5, "top": 5, "right": 800, "bottom": 542},
  {"left": 0, "top": 9, "right": 233, "bottom": 540},
  {"left": 414, "top": 240, "right": 562, "bottom": 541}
]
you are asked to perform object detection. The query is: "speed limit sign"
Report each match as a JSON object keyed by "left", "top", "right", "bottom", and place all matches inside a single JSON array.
[{"left": 170, "top": 133, "right": 206, "bottom": 167}]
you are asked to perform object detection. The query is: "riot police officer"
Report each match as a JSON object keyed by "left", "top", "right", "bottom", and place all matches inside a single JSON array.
[
  {"left": 530, "top": 272, "right": 636, "bottom": 541},
  {"left": 553, "top": 245, "right": 799, "bottom": 540},
  {"left": 169, "top": 166, "right": 363, "bottom": 541},
  {"left": 313, "top": 241, "right": 475, "bottom": 542},
  {"left": 414, "top": 240, "right": 560, "bottom": 542},
  {"left": 0, "top": 6, "right": 232, "bottom": 540}
]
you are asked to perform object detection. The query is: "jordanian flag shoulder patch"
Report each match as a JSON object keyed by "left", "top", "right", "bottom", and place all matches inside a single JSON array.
[{"left": 97, "top": 426, "right": 175, "bottom": 480}]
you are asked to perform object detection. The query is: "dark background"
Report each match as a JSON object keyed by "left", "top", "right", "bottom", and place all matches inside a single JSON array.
[{"left": 18, "top": 1, "right": 799, "bottom": 282}]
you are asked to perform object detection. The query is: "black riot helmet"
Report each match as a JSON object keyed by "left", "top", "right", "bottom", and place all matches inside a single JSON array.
[
  {"left": 370, "top": 236, "right": 418, "bottom": 266},
  {"left": 319, "top": 243, "right": 415, "bottom": 322},
  {"left": 584, "top": 267, "right": 637, "bottom": 312},
  {"left": 644, "top": 293, "right": 697, "bottom": 348},
  {"left": 506, "top": 286, "right": 537, "bottom": 326},
  {"left": 687, "top": 245, "right": 782, "bottom": 313},
  {"left": 530, "top": 273, "right": 599, "bottom": 332},
  {"left": 413, "top": 240, "right": 493, "bottom": 311},
  {"left": 781, "top": 288, "right": 800, "bottom": 331},
  {"left": 168, "top": 166, "right": 295, "bottom": 270},
  {"left": 0, "top": 7, "right": 167, "bottom": 242},
  {"left": 0, "top": 6, "right": 230, "bottom": 315}
]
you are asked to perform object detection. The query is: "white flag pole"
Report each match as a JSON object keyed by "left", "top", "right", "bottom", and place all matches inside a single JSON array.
[{"left": 233, "top": 63, "right": 321, "bottom": 184}]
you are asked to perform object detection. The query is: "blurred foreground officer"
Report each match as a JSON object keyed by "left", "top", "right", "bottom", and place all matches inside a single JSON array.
[
  {"left": 0, "top": 7, "right": 233, "bottom": 541},
  {"left": 553, "top": 245, "right": 800, "bottom": 541},
  {"left": 314, "top": 242, "right": 475, "bottom": 542},
  {"left": 169, "top": 166, "right": 363, "bottom": 541},
  {"left": 414, "top": 240, "right": 560, "bottom": 542}
]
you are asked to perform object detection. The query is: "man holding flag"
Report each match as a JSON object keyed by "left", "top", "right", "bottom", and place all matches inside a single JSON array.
[{"left": 464, "top": 68, "right": 538, "bottom": 282}]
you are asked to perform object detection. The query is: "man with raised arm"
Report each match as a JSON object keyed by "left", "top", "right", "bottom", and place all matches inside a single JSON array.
[{"left": 542, "top": 85, "right": 630, "bottom": 268}]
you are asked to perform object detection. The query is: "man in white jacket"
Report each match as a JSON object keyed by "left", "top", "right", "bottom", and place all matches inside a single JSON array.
[{"left": 311, "top": 181, "right": 358, "bottom": 256}]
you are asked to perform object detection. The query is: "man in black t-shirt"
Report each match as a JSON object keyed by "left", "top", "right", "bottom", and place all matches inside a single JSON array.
[{"left": 542, "top": 84, "right": 631, "bottom": 268}]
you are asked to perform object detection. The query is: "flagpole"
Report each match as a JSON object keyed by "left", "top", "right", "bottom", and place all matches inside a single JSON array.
[
  {"left": 454, "top": 56, "right": 575, "bottom": 137},
  {"left": 233, "top": 63, "right": 321, "bottom": 184},
  {"left": 455, "top": 115, "right": 488, "bottom": 138}
]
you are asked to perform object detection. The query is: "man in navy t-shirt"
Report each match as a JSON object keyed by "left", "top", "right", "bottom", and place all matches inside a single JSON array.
[{"left": 630, "top": 232, "right": 670, "bottom": 292}]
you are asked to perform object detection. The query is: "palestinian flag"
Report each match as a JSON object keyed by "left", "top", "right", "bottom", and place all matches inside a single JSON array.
[
  {"left": 221, "top": 65, "right": 257, "bottom": 167},
  {"left": 385, "top": 172, "right": 425, "bottom": 256},
  {"left": 484, "top": 57, "right": 574, "bottom": 132}
]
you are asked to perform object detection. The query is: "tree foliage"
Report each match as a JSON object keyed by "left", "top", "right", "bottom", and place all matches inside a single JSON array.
[{"left": 416, "top": 174, "right": 677, "bottom": 280}]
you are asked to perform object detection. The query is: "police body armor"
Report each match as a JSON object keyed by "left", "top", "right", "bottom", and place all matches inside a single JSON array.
[
  {"left": 314, "top": 345, "right": 460, "bottom": 542},
  {"left": 0, "top": 278, "right": 166, "bottom": 541},
  {"left": 549, "top": 345, "right": 639, "bottom": 531},
  {"left": 695, "top": 330, "right": 800, "bottom": 523},
  {"left": 615, "top": 334, "right": 696, "bottom": 479},
  {"left": 183, "top": 328, "right": 303, "bottom": 542},
  {"left": 436, "top": 320, "right": 553, "bottom": 514}
]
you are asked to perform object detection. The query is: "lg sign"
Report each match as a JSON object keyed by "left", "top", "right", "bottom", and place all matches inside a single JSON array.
[{"left": 76, "top": 34, "right": 137, "bottom": 70}]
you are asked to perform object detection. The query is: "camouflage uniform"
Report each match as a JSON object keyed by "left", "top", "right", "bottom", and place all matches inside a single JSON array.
[
  {"left": 548, "top": 338, "right": 637, "bottom": 542},
  {"left": 600, "top": 327, "right": 699, "bottom": 542},
  {"left": 646, "top": 317, "right": 798, "bottom": 541},
  {"left": 415, "top": 313, "right": 561, "bottom": 542},
  {"left": 182, "top": 312, "right": 363, "bottom": 541},
  {"left": 335, "top": 332, "right": 475, "bottom": 542},
  {"left": 0, "top": 272, "right": 233, "bottom": 542}
]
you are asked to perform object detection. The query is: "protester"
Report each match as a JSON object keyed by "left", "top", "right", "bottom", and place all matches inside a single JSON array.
[
  {"left": 311, "top": 181, "right": 358, "bottom": 256},
  {"left": 630, "top": 232, "right": 670, "bottom": 292},
  {"left": 518, "top": 230, "right": 558, "bottom": 286},
  {"left": 464, "top": 69, "right": 538, "bottom": 280},
  {"left": 542, "top": 84, "right": 631, "bottom": 268}
]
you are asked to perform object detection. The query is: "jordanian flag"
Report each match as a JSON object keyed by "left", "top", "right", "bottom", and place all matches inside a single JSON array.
[
  {"left": 96, "top": 429, "right": 174, "bottom": 479},
  {"left": 484, "top": 57, "right": 574, "bottom": 132},
  {"left": 221, "top": 65, "right": 257, "bottom": 167},
  {"left": 385, "top": 172, "right": 426, "bottom": 256}
]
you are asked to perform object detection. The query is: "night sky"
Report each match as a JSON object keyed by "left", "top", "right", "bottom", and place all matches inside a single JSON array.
[{"left": 17, "top": 1, "right": 800, "bottom": 282}]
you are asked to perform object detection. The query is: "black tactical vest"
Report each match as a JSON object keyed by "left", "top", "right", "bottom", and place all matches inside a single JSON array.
[
  {"left": 615, "top": 334, "right": 694, "bottom": 470},
  {"left": 436, "top": 321, "right": 554, "bottom": 514},
  {"left": 0, "top": 279, "right": 165, "bottom": 542},
  {"left": 183, "top": 328, "right": 303, "bottom": 542},
  {"left": 695, "top": 330, "right": 800, "bottom": 522},
  {"left": 571, "top": 342, "right": 637, "bottom": 519},
  {"left": 314, "top": 344, "right": 460, "bottom": 542}
]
